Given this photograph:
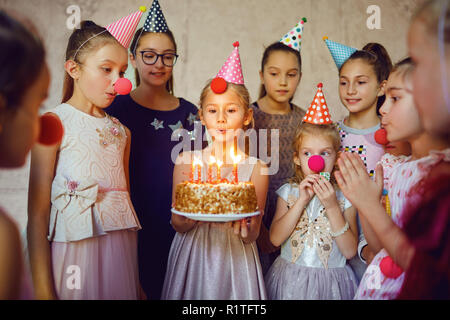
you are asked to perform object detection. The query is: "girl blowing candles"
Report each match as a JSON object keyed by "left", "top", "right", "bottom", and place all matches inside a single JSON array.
[
  {"left": 265, "top": 83, "right": 359, "bottom": 300},
  {"left": 27, "top": 11, "right": 144, "bottom": 299},
  {"left": 162, "top": 42, "right": 268, "bottom": 300}
]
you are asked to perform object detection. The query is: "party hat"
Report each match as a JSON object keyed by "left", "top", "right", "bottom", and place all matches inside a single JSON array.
[
  {"left": 323, "top": 36, "right": 357, "bottom": 69},
  {"left": 106, "top": 7, "right": 146, "bottom": 48},
  {"left": 143, "top": 0, "right": 169, "bottom": 32},
  {"left": 211, "top": 41, "right": 244, "bottom": 94},
  {"left": 303, "top": 83, "right": 333, "bottom": 124},
  {"left": 280, "top": 17, "right": 307, "bottom": 51}
]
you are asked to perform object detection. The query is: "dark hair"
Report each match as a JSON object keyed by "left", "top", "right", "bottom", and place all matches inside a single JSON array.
[
  {"left": 0, "top": 10, "right": 45, "bottom": 110},
  {"left": 129, "top": 28, "right": 177, "bottom": 94},
  {"left": 341, "top": 43, "right": 393, "bottom": 113},
  {"left": 258, "top": 42, "right": 302, "bottom": 100},
  {"left": 62, "top": 20, "right": 119, "bottom": 103}
]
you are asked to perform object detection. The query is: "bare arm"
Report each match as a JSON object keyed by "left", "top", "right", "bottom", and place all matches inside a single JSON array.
[
  {"left": 27, "top": 141, "right": 59, "bottom": 300},
  {"left": 123, "top": 126, "right": 132, "bottom": 193},
  {"left": 0, "top": 211, "right": 22, "bottom": 299},
  {"left": 269, "top": 175, "right": 317, "bottom": 247},
  {"left": 335, "top": 152, "right": 415, "bottom": 269}
]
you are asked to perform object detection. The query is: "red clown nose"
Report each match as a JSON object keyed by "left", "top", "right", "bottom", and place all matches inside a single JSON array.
[
  {"left": 38, "top": 113, "right": 64, "bottom": 145},
  {"left": 374, "top": 128, "right": 389, "bottom": 145},
  {"left": 308, "top": 155, "right": 325, "bottom": 173},
  {"left": 114, "top": 78, "right": 132, "bottom": 95}
]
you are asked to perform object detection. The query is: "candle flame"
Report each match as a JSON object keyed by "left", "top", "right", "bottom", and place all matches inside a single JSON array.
[
  {"left": 209, "top": 156, "right": 216, "bottom": 164},
  {"left": 216, "top": 159, "right": 223, "bottom": 167},
  {"left": 193, "top": 156, "right": 203, "bottom": 166},
  {"left": 229, "top": 149, "right": 241, "bottom": 163}
]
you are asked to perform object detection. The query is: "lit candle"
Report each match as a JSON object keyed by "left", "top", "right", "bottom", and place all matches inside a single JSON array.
[
  {"left": 192, "top": 156, "right": 203, "bottom": 183},
  {"left": 216, "top": 159, "right": 223, "bottom": 183},
  {"left": 208, "top": 156, "right": 216, "bottom": 183},
  {"left": 229, "top": 149, "right": 241, "bottom": 184}
]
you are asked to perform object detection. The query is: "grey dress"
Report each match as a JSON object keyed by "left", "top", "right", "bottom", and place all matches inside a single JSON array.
[{"left": 161, "top": 157, "right": 267, "bottom": 300}]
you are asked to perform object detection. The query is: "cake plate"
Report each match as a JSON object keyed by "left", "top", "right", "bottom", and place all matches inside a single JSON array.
[{"left": 171, "top": 208, "right": 260, "bottom": 222}]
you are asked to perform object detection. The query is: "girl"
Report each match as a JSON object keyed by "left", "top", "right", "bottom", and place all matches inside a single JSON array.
[
  {"left": 335, "top": 58, "right": 449, "bottom": 299},
  {"left": 336, "top": 43, "right": 393, "bottom": 280},
  {"left": 265, "top": 84, "right": 359, "bottom": 300},
  {"left": 161, "top": 78, "right": 269, "bottom": 300},
  {"left": 27, "top": 20, "right": 142, "bottom": 300},
  {"left": 399, "top": 0, "right": 450, "bottom": 298},
  {"left": 0, "top": 10, "right": 49, "bottom": 299},
  {"left": 105, "top": 13, "right": 199, "bottom": 300},
  {"left": 251, "top": 41, "right": 306, "bottom": 275}
]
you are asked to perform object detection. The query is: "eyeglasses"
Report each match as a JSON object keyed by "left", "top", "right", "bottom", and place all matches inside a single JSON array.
[{"left": 139, "top": 51, "right": 179, "bottom": 67}]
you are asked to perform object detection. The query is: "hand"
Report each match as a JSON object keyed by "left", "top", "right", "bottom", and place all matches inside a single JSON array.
[
  {"left": 312, "top": 174, "right": 339, "bottom": 210},
  {"left": 233, "top": 214, "right": 259, "bottom": 243},
  {"left": 334, "top": 152, "right": 384, "bottom": 212},
  {"left": 298, "top": 174, "right": 316, "bottom": 203}
]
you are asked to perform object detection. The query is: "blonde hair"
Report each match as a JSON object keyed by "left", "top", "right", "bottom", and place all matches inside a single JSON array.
[
  {"left": 289, "top": 122, "right": 341, "bottom": 185},
  {"left": 199, "top": 79, "right": 254, "bottom": 130}
]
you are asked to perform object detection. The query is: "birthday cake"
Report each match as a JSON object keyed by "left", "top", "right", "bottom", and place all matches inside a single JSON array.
[{"left": 174, "top": 181, "right": 258, "bottom": 214}]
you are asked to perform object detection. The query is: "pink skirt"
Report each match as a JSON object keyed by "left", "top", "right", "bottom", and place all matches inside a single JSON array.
[{"left": 52, "top": 229, "right": 140, "bottom": 300}]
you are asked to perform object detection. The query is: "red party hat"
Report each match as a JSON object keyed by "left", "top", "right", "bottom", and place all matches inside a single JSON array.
[
  {"left": 303, "top": 83, "right": 333, "bottom": 124},
  {"left": 106, "top": 7, "right": 146, "bottom": 48}
]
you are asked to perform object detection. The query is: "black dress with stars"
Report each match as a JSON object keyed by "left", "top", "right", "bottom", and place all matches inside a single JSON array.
[{"left": 106, "top": 94, "right": 201, "bottom": 299}]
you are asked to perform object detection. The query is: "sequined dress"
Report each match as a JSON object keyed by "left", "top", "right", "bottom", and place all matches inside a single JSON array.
[{"left": 265, "top": 183, "right": 358, "bottom": 300}]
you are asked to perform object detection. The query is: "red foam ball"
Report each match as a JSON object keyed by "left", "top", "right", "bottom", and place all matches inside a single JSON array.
[
  {"left": 114, "top": 78, "right": 132, "bottom": 95},
  {"left": 38, "top": 113, "right": 64, "bottom": 146},
  {"left": 379, "top": 256, "right": 403, "bottom": 279},
  {"left": 374, "top": 128, "right": 389, "bottom": 145},
  {"left": 211, "top": 77, "right": 227, "bottom": 94},
  {"left": 308, "top": 155, "right": 325, "bottom": 173}
]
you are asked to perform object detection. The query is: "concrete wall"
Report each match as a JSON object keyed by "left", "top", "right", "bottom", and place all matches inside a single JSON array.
[{"left": 0, "top": 0, "right": 424, "bottom": 230}]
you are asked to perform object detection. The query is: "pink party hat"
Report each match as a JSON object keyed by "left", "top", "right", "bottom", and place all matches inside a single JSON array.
[
  {"left": 216, "top": 41, "right": 244, "bottom": 85},
  {"left": 106, "top": 7, "right": 146, "bottom": 48}
]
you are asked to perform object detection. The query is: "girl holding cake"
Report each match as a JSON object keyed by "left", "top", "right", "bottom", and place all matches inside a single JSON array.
[
  {"left": 265, "top": 83, "right": 359, "bottom": 300},
  {"left": 162, "top": 42, "right": 269, "bottom": 300},
  {"left": 27, "top": 11, "right": 144, "bottom": 299}
]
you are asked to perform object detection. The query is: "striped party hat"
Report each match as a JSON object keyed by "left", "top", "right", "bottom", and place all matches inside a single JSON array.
[
  {"left": 143, "top": 0, "right": 169, "bottom": 32},
  {"left": 106, "top": 7, "right": 146, "bottom": 48},
  {"left": 280, "top": 17, "right": 307, "bottom": 51},
  {"left": 303, "top": 83, "right": 333, "bottom": 124},
  {"left": 323, "top": 36, "right": 357, "bottom": 69}
]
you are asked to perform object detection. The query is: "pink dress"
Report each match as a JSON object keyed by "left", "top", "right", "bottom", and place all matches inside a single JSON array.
[
  {"left": 354, "top": 149, "right": 450, "bottom": 299},
  {"left": 48, "top": 104, "right": 141, "bottom": 299}
]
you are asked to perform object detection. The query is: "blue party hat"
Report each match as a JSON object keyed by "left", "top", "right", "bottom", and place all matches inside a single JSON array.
[
  {"left": 143, "top": 0, "right": 169, "bottom": 32},
  {"left": 280, "top": 17, "right": 307, "bottom": 52},
  {"left": 323, "top": 37, "right": 357, "bottom": 69}
]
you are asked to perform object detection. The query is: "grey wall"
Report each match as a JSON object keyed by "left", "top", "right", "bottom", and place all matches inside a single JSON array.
[{"left": 0, "top": 0, "right": 424, "bottom": 230}]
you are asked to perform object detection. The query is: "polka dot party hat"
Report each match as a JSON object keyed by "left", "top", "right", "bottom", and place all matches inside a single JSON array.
[
  {"left": 303, "top": 83, "right": 333, "bottom": 124},
  {"left": 323, "top": 36, "right": 357, "bottom": 69},
  {"left": 143, "top": 0, "right": 169, "bottom": 32},
  {"left": 105, "top": 7, "right": 146, "bottom": 48},
  {"left": 211, "top": 41, "right": 244, "bottom": 94},
  {"left": 280, "top": 17, "right": 307, "bottom": 51}
]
